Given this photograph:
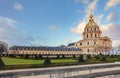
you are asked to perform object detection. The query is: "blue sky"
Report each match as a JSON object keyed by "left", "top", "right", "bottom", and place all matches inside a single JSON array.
[{"left": 0, "top": 0, "right": 120, "bottom": 47}]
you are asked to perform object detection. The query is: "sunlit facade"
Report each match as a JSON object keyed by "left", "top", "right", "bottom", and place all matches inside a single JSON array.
[{"left": 68, "top": 15, "right": 112, "bottom": 54}]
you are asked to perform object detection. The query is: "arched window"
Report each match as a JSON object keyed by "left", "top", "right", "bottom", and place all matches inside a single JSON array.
[{"left": 87, "top": 34, "right": 88, "bottom": 38}]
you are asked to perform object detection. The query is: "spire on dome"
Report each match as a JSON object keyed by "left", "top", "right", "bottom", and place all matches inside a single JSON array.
[{"left": 89, "top": 14, "right": 94, "bottom": 22}]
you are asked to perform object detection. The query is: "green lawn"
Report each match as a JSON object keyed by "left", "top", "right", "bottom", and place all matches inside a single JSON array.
[
  {"left": 52, "top": 59, "right": 77, "bottom": 63},
  {"left": 1, "top": 57, "right": 77, "bottom": 65},
  {"left": 2, "top": 57, "right": 44, "bottom": 65},
  {"left": 0, "top": 56, "right": 120, "bottom": 70}
]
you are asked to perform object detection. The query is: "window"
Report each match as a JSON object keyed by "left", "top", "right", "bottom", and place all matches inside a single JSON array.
[
  {"left": 86, "top": 28, "right": 88, "bottom": 32},
  {"left": 80, "top": 43, "right": 82, "bottom": 46},
  {"left": 87, "top": 42, "right": 89, "bottom": 45},
  {"left": 91, "top": 34, "right": 92, "bottom": 37},
  {"left": 76, "top": 44, "right": 77, "bottom": 47},
  {"left": 94, "top": 42, "right": 96, "bottom": 45},
  {"left": 87, "top": 49, "right": 89, "bottom": 52},
  {"left": 95, "top": 28, "right": 96, "bottom": 31},
  {"left": 91, "top": 28, "right": 92, "bottom": 31},
  {"left": 87, "top": 34, "right": 88, "bottom": 38},
  {"left": 95, "top": 34, "right": 97, "bottom": 38}
]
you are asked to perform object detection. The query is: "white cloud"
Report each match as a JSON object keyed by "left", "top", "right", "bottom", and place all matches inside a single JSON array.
[
  {"left": 13, "top": 3, "right": 23, "bottom": 11},
  {"left": 71, "top": 0, "right": 98, "bottom": 35},
  {"left": 100, "top": 23, "right": 120, "bottom": 40},
  {"left": 105, "top": 0, "right": 120, "bottom": 10},
  {"left": 71, "top": 0, "right": 120, "bottom": 47},
  {"left": 0, "top": 16, "right": 35, "bottom": 46},
  {"left": 86, "top": 0, "right": 98, "bottom": 16},
  {"left": 100, "top": 23, "right": 120, "bottom": 47},
  {"left": 74, "top": 0, "right": 89, "bottom": 4},
  {"left": 113, "top": 40, "right": 120, "bottom": 47},
  {"left": 48, "top": 25, "right": 58, "bottom": 31},
  {"left": 94, "top": 14, "right": 103, "bottom": 24},
  {"left": 71, "top": 21, "right": 86, "bottom": 35},
  {"left": 107, "top": 12, "right": 120, "bottom": 22},
  {"left": 66, "top": 39, "right": 73, "bottom": 44}
]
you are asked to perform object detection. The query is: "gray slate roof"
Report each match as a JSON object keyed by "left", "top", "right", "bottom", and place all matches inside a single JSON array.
[{"left": 9, "top": 46, "right": 82, "bottom": 51}]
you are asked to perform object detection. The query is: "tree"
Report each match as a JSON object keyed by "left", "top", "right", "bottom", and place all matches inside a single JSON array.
[
  {"left": 44, "top": 57, "right": 51, "bottom": 66},
  {"left": 78, "top": 55, "right": 85, "bottom": 63},
  {"left": 39, "top": 55, "right": 42, "bottom": 58},
  {"left": 0, "top": 57, "right": 5, "bottom": 67},
  {"left": 57, "top": 55, "right": 60, "bottom": 58},
  {"left": 62, "top": 55, "right": 65, "bottom": 58},
  {"left": 73, "top": 55, "right": 76, "bottom": 58},
  {"left": 0, "top": 45, "right": 4, "bottom": 55}
]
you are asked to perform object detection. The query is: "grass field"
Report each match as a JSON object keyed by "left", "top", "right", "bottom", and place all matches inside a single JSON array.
[
  {"left": 1, "top": 57, "right": 77, "bottom": 65},
  {"left": 0, "top": 56, "right": 120, "bottom": 70}
]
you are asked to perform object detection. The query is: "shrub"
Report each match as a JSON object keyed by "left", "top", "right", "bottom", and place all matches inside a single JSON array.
[
  {"left": 24, "top": 54, "right": 29, "bottom": 58},
  {"left": 73, "top": 55, "right": 76, "bottom": 58},
  {"left": 110, "top": 55, "right": 114, "bottom": 58},
  {"left": 39, "top": 55, "right": 42, "bottom": 58},
  {"left": 62, "top": 55, "right": 65, "bottom": 58},
  {"left": 95, "top": 55, "right": 100, "bottom": 60},
  {"left": 35, "top": 55, "right": 38, "bottom": 60},
  {"left": 78, "top": 55, "right": 85, "bottom": 63},
  {"left": 101, "top": 56, "right": 107, "bottom": 62},
  {"left": 44, "top": 57, "right": 51, "bottom": 66},
  {"left": 87, "top": 54, "right": 91, "bottom": 59}
]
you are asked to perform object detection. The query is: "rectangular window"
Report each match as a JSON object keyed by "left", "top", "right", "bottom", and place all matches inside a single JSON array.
[
  {"left": 95, "top": 34, "right": 97, "bottom": 38},
  {"left": 94, "top": 42, "right": 96, "bottom": 45},
  {"left": 87, "top": 42, "right": 89, "bottom": 45},
  {"left": 80, "top": 43, "right": 82, "bottom": 46}
]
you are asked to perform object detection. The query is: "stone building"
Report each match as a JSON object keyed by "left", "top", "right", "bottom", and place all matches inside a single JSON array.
[
  {"left": 9, "top": 46, "right": 83, "bottom": 55},
  {"left": 68, "top": 15, "right": 112, "bottom": 54}
]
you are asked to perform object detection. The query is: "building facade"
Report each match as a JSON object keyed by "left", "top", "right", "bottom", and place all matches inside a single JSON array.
[
  {"left": 9, "top": 46, "right": 83, "bottom": 55},
  {"left": 68, "top": 15, "right": 112, "bottom": 54}
]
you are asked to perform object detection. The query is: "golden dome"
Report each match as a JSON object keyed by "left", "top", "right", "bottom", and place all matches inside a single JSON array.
[
  {"left": 83, "top": 14, "right": 102, "bottom": 35},
  {"left": 85, "top": 14, "right": 99, "bottom": 29}
]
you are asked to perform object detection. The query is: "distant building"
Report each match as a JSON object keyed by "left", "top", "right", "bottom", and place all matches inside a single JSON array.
[{"left": 68, "top": 15, "right": 112, "bottom": 54}]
